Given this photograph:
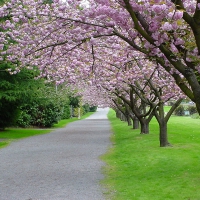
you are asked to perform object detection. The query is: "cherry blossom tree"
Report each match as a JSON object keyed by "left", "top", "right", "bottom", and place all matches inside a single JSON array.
[
  {"left": 1, "top": 0, "right": 195, "bottom": 146},
  {"left": 78, "top": 51, "right": 185, "bottom": 146},
  {"left": 0, "top": 0, "right": 199, "bottom": 115}
]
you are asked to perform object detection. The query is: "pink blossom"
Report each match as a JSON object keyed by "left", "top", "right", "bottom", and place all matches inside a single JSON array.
[
  {"left": 173, "top": 11, "right": 183, "bottom": 20},
  {"left": 174, "top": 38, "right": 184, "bottom": 46},
  {"left": 152, "top": 4, "right": 167, "bottom": 14},
  {"left": 149, "top": 21, "right": 160, "bottom": 32},
  {"left": 162, "top": 22, "right": 173, "bottom": 31},
  {"left": 0, "top": 44, "right": 4, "bottom": 50},
  {"left": 186, "top": 4, "right": 196, "bottom": 13}
]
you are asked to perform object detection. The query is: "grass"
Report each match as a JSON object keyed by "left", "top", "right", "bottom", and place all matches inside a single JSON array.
[
  {"left": 102, "top": 109, "right": 200, "bottom": 200},
  {"left": 164, "top": 105, "right": 172, "bottom": 112},
  {"left": 0, "top": 111, "right": 95, "bottom": 149},
  {"left": 53, "top": 111, "right": 95, "bottom": 128},
  {"left": 0, "top": 129, "right": 50, "bottom": 148}
]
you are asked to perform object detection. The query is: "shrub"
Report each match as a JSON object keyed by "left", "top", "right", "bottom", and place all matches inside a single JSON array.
[
  {"left": 61, "top": 104, "right": 71, "bottom": 119},
  {"left": 0, "top": 100, "right": 21, "bottom": 130},
  {"left": 17, "top": 111, "right": 32, "bottom": 128},
  {"left": 174, "top": 105, "right": 185, "bottom": 116},
  {"left": 89, "top": 106, "right": 97, "bottom": 112},
  {"left": 17, "top": 99, "right": 62, "bottom": 128},
  {"left": 191, "top": 113, "right": 200, "bottom": 119},
  {"left": 186, "top": 106, "right": 198, "bottom": 115},
  {"left": 41, "top": 102, "right": 61, "bottom": 127},
  {"left": 73, "top": 107, "right": 84, "bottom": 117},
  {"left": 83, "top": 104, "right": 90, "bottom": 114}
]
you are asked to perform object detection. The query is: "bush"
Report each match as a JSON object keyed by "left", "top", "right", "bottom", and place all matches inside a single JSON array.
[
  {"left": 83, "top": 104, "right": 90, "bottom": 114},
  {"left": 0, "top": 100, "right": 21, "bottom": 130},
  {"left": 61, "top": 104, "right": 71, "bottom": 119},
  {"left": 17, "top": 99, "right": 62, "bottom": 128},
  {"left": 186, "top": 106, "right": 198, "bottom": 115},
  {"left": 89, "top": 106, "right": 97, "bottom": 112},
  {"left": 73, "top": 107, "right": 84, "bottom": 117},
  {"left": 174, "top": 105, "right": 185, "bottom": 116},
  {"left": 191, "top": 113, "right": 200, "bottom": 119},
  {"left": 17, "top": 111, "right": 32, "bottom": 128},
  {"left": 41, "top": 102, "right": 61, "bottom": 127}
]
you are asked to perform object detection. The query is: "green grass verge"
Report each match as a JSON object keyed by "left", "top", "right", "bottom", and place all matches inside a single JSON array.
[
  {"left": 0, "top": 111, "right": 95, "bottom": 149},
  {"left": 102, "top": 109, "right": 200, "bottom": 200},
  {"left": 53, "top": 111, "right": 95, "bottom": 128},
  {"left": 0, "top": 129, "right": 50, "bottom": 149}
]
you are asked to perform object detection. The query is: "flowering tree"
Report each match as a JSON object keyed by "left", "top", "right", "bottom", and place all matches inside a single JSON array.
[
  {"left": 0, "top": 0, "right": 196, "bottom": 145},
  {"left": 0, "top": 0, "right": 199, "bottom": 109},
  {"left": 78, "top": 51, "right": 185, "bottom": 146}
]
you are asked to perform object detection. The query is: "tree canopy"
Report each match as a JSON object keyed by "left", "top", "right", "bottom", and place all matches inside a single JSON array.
[
  {"left": 0, "top": 0, "right": 199, "bottom": 108},
  {"left": 0, "top": 0, "right": 200, "bottom": 145}
]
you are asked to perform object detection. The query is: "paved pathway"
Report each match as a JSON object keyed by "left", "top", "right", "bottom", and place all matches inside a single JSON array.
[{"left": 0, "top": 108, "right": 111, "bottom": 200}]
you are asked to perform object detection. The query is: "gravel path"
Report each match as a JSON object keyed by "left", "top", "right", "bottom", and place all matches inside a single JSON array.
[{"left": 0, "top": 108, "right": 111, "bottom": 200}]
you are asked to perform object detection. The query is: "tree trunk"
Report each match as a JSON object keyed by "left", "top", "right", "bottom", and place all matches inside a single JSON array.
[
  {"left": 154, "top": 102, "right": 172, "bottom": 147},
  {"left": 124, "top": 102, "right": 132, "bottom": 126},
  {"left": 159, "top": 120, "right": 170, "bottom": 147},
  {"left": 132, "top": 117, "right": 139, "bottom": 129},
  {"left": 119, "top": 112, "right": 125, "bottom": 121},
  {"left": 140, "top": 120, "right": 149, "bottom": 134},
  {"left": 116, "top": 110, "right": 120, "bottom": 119},
  {"left": 195, "top": 101, "right": 200, "bottom": 116},
  {"left": 127, "top": 114, "right": 132, "bottom": 126}
]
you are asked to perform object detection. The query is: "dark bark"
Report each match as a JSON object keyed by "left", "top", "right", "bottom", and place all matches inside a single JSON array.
[
  {"left": 124, "top": 102, "right": 132, "bottom": 126},
  {"left": 159, "top": 120, "right": 170, "bottom": 147},
  {"left": 195, "top": 101, "right": 200, "bottom": 116},
  {"left": 154, "top": 99, "right": 182, "bottom": 147},
  {"left": 127, "top": 114, "right": 132, "bottom": 126},
  {"left": 120, "top": 112, "right": 126, "bottom": 121},
  {"left": 115, "top": 110, "right": 121, "bottom": 119},
  {"left": 140, "top": 119, "right": 149, "bottom": 134},
  {"left": 139, "top": 109, "right": 155, "bottom": 134},
  {"left": 112, "top": 99, "right": 127, "bottom": 121},
  {"left": 154, "top": 102, "right": 170, "bottom": 147},
  {"left": 129, "top": 111, "right": 140, "bottom": 129},
  {"left": 132, "top": 116, "right": 139, "bottom": 129},
  {"left": 116, "top": 111, "right": 119, "bottom": 119}
]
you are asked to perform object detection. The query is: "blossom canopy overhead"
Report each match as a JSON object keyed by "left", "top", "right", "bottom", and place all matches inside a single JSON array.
[{"left": 0, "top": 0, "right": 200, "bottom": 111}]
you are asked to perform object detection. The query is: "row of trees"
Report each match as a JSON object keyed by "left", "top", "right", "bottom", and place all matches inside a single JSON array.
[
  {"left": 0, "top": 0, "right": 200, "bottom": 146},
  {"left": 79, "top": 58, "right": 184, "bottom": 146}
]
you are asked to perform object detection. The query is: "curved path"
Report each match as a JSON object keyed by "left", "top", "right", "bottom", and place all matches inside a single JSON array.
[{"left": 0, "top": 108, "right": 111, "bottom": 200}]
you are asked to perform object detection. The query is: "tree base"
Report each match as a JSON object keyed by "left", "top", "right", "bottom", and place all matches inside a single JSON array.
[{"left": 160, "top": 142, "right": 173, "bottom": 147}]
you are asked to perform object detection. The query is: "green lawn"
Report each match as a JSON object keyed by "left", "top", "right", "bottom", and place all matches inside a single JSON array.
[
  {"left": 164, "top": 105, "right": 172, "bottom": 112},
  {"left": 102, "top": 109, "right": 200, "bottom": 200},
  {"left": 0, "top": 129, "right": 50, "bottom": 148},
  {"left": 0, "top": 111, "right": 95, "bottom": 149},
  {"left": 53, "top": 111, "right": 95, "bottom": 128}
]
